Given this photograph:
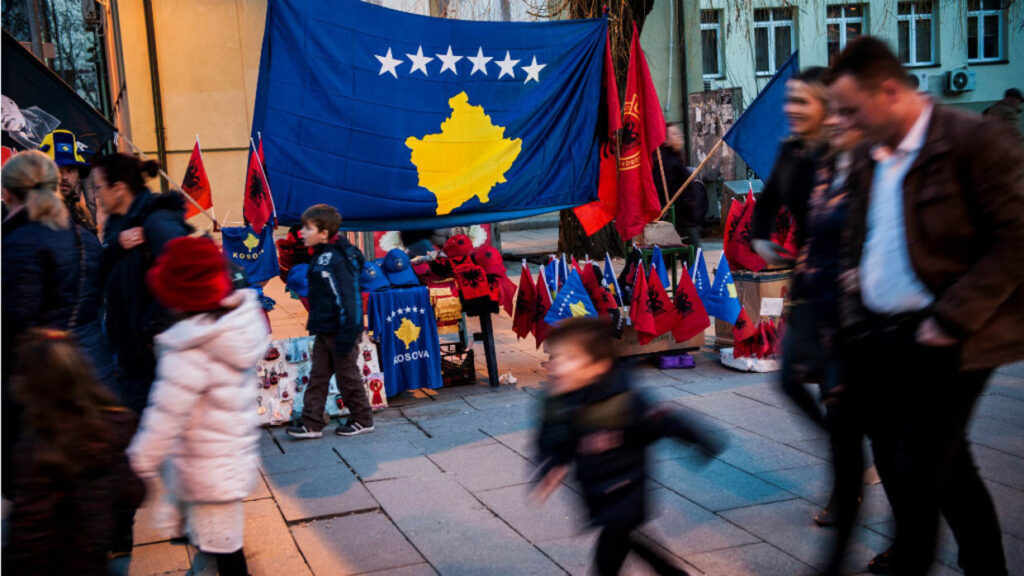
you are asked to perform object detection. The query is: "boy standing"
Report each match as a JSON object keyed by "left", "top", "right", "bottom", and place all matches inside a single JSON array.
[
  {"left": 287, "top": 204, "right": 374, "bottom": 439},
  {"left": 532, "top": 318, "right": 722, "bottom": 576}
]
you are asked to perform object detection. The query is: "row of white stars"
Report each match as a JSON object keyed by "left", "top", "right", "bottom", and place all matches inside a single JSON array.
[
  {"left": 386, "top": 307, "right": 427, "bottom": 322},
  {"left": 375, "top": 46, "right": 546, "bottom": 83}
]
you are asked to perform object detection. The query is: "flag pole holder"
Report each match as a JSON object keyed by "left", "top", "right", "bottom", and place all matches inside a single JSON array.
[{"left": 469, "top": 311, "right": 500, "bottom": 388}]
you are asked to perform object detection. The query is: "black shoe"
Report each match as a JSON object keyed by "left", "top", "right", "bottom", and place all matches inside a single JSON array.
[
  {"left": 335, "top": 422, "right": 374, "bottom": 436},
  {"left": 867, "top": 546, "right": 895, "bottom": 574},
  {"left": 814, "top": 505, "right": 838, "bottom": 527},
  {"left": 286, "top": 424, "right": 323, "bottom": 439}
]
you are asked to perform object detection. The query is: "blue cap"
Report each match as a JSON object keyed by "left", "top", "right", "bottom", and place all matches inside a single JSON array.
[
  {"left": 382, "top": 249, "right": 419, "bottom": 287},
  {"left": 360, "top": 260, "right": 391, "bottom": 291},
  {"left": 286, "top": 264, "right": 310, "bottom": 298}
]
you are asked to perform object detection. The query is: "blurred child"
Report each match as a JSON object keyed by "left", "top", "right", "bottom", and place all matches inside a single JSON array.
[
  {"left": 4, "top": 329, "right": 145, "bottom": 575},
  {"left": 128, "top": 236, "right": 270, "bottom": 576},
  {"left": 286, "top": 204, "right": 372, "bottom": 439},
  {"left": 532, "top": 318, "right": 723, "bottom": 576}
]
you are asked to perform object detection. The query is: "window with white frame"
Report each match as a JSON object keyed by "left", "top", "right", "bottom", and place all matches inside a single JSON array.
[
  {"left": 897, "top": 1, "right": 935, "bottom": 67},
  {"left": 754, "top": 8, "right": 794, "bottom": 75},
  {"left": 701, "top": 10, "right": 723, "bottom": 78},
  {"left": 967, "top": 0, "right": 1003, "bottom": 62},
  {"left": 827, "top": 4, "right": 864, "bottom": 64}
]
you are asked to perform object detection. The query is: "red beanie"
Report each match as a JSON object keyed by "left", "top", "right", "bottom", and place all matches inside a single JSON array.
[{"left": 147, "top": 236, "right": 233, "bottom": 312}]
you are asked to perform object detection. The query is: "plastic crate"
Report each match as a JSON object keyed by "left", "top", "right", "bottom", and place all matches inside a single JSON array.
[{"left": 440, "top": 342, "right": 476, "bottom": 387}]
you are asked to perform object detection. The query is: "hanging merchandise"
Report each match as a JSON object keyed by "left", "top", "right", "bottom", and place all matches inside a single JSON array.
[
  {"left": 428, "top": 281, "right": 463, "bottom": 335},
  {"left": 222, "top": 225, "right": 281, "bottom": 284},
  {"left": 329, "top": 336, "right": 388, "bottom": 415},
  {"left": 368, "top": 286, "right": 443, "bottom": 397}
]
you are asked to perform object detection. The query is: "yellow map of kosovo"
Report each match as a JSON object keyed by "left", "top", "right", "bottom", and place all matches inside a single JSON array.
[{"left": 406, "top": 92, "right": 522, "bottom": 216}]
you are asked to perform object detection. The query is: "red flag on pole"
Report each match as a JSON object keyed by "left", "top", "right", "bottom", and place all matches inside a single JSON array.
[
  {"left": 732, "top": 307, "right": 757, "bottom": 342},
  {"left": 614, "top": 23, "right": 666, "bottom": 241},
  {"left": 573, "top": 32, "right": 622, "bottom": 236},
  {"left": 243, "top": 147, "right": 274, "bottom": 234},
  {"left": 643, "top": 266, "right": 679, "bottom": 345},
  {"left": 581, "top": 263, "right": 618, "bottom": 318},
  {"left": 630, "top": 263, "right": 657, "bottom": 344},
  {"left": 725, "top": 189, "right": 767, "bottom": 272},
  {"left": 672, "top": 265, "right": 710, "bottom": 343},
  {"left": 512, "top": 262, "right": 536, "bottom": 339},
  {"left": 181, "top": 140, "right": 213, "bottom": 220},
  {"left": 722, "top": 196, "right": 743, "bottom": 251},
  {"left": 534, "top": 268, "right": 554, "bottom": 348}
]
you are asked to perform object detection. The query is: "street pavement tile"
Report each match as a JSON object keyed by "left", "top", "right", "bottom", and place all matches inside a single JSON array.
[
  {"left": 640, "top": 487, "right": 761, "bottom": 555},
  {"left": 461, "top": 389, "right": 537, "bottom": 411},
  {"left": 863, "top": 519, "right": 960, "bottom": 571},
  {"left": 258, "top": 428, "right": 283, "bottom": 456},
  {"left": 757, "top": 464, "right": 832, "bottom": 507},
  {"left": 537, "top": 532, "right": 677, "bottom": 576},
  {"left": 987, "top": 378, "right": 1024, "bottom": 402},
  {"left": 968, "top": 416, "right": 1024, "bottom": 457},
  {"left": 335, "top": 440, "right": 441, "bottom": 482},
  {"left": 1005, "top": 533, "right": 1024, "bottom": 576},
  {"left": 785, "top": 436, "right": 832, "bottom": 460},
  {"left": 264, "top": 464, "right": 378, "bottom": 523},
  {"left": 260, "top": 445, "right": 341, "bottom": 475},
  {"left": 242, "top": 498, "right": 312, "bottom": 576},
  {"left": 360, "top": 564, "right": 438, "bottom": 576},
  {"left": 975, "top": 393, "right": 1024, "bottom": 427},
  {"left": 687, "top": 542, "right": 814, "bottom": 576},
  {"left": 366, "top": 476, "right": 563, "bottom": 575},
  {"left": 482, "top": 427, "right": 537, "bottom": 460},
  {"left": 650, "top": 457, "right": 793, "bottom": 512},
  {"left": 973, "top": 444, "right": 1024, "bottom": 490},
  {"left": 676, "top": 374, "right": 772, "bottom": 395},
  {"left": 133, "top": 478, "right": 172, "bottom": 546},
  {"left": 475, "top": 483, "right": 585, "bottom": 543},
  {"left": 721, "top": 499, "right": 891, "bottom": 572},
  {"left": 986, "top": 479, "right": 1024, "bottom": 540},
  {"left": 426, "top": 441, "right": 534, "bottom": 492},
  {"left": 400, "top": 398, "right": 476, "bottom": 420},
  {"left": 638, "top": 384, "right": 697, "bottom": 403},
  {"left": 245, "top": 474, "right": 273, "bottom": 501},
  {"left": 127, "top": 542, "right": 190, "bottom": 576},
  {"left": 995, "top": 360, "right": 1024, "bottom": 379},
  {"left": 291, "top": 511, "right": 425, "bottom": 575},
  {"left": 730, "top": 383, "right": 808, "bottom": 411},
  {"left": 713, "top": 428, "right": 826, "bottom": 474},
  {"left": 675, "top": 392, "right": 770, "bottom": 418}
]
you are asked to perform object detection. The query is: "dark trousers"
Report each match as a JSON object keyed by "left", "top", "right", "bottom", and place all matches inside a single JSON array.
[
  {"left": 594, "top": 521, "right": 689, "bottom": 576},
  {"left": 301, "top": 334, "right": 373, "bottom": 430},
  {"left": 845, "top": 316, "right": 1007, "bottom": 576}
]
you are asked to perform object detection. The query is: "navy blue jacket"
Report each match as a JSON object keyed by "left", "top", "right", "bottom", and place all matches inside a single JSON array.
[
  {"left": 2, "top": 209, "right": 115, "bottom": 386},
  {"left": 535, "top": 364, "right": 721, "bottom": 527},
  {"left": 306, "top": 236, "right": 364, "bottom": 350}
]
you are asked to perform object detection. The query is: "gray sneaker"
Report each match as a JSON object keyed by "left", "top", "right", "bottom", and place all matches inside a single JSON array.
[
  {"left": 286, "top": 424, "right": 323, "bottom": 439},
  {"left": 335, "top": 422, "right": 374, "bottom": 436}
]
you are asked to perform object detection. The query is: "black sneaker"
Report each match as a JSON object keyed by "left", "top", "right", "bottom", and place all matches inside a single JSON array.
[
  {"left": 286, "top": 424, "right": 323, "bottom": 439},
  {"left": 335, "top": 422, "right": 374, "bottom": 436}
]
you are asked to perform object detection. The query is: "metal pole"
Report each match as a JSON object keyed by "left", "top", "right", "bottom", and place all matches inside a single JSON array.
[{"left": 142, "top": 0, "right": 167, "bottom": 191}]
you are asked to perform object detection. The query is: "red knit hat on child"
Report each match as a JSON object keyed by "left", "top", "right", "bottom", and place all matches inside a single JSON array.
[{"left": 147, "top": 236, "right": 233, "bottom": 312}]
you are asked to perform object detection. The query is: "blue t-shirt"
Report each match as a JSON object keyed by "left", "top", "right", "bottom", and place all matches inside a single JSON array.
[{"left": 368, "top": 286, "right": 442, "bottom": 396}]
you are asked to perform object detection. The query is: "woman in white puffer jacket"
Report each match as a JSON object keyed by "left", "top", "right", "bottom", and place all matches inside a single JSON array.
[{"left": 128, "top": 236, "right": 270, "bottom": 576}]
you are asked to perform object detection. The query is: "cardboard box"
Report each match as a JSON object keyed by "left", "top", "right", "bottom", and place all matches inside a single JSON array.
[
  {"left": 714, "top": 268, "right": 793, "bottom": 348},
  {"left": 618, "top": 325, "right": 704, "bottom": 357}
]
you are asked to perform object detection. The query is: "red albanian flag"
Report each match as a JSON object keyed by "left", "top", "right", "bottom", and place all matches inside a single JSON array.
[
  {"left": 726, "top": 189, "right": 767, "bottom": 272},
  {"left": 582, "top": 263, "right": 618, "bottom": 319},
  {"left": 732, "top": 307, "right": 757, "bottom": 343},
  {"left": 512, "top": 262, "right": 537, "bottom": 339},
  {"left": 243, "top": 148, "right": 274, "bottom": 234},
  {"left": 614, "top": 23, "right": 666, "bottom": 241},
  {"left": 723, "top": 196, "right": 743, "bottom": 251},
  {"left": 181, "top": 141, "right": 213, "bottom": 220},
  {"left": 534, "top": 268, "right": 554, "bottom": 348},
  {"left": 771, "top": 207, "right": 798, "bottom": 259},
  {"left": 642, "top": 265, "right": 680, "bottom": 345},
  {"left": 672, "top": 265, "right": 710, "bottom": 343},
  {"left": 573, "top": 31, "right": 622, "bottom": 236},
  {"left": 629, "top": 263, "right": 657, "bottom": 344}
]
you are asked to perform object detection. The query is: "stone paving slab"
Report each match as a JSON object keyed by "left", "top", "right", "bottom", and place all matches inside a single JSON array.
[
  {"left": 971, "top": 444, "right": 1024, "bottom": 491},
  {"left": 975, "top": 393, "right": 1024, "bottom": 427},
  {"left": 475, "top": 483, "right": 584, "bottom": 543},
  {"left": 536, "top": 531, "right": 688, "bottom": 576},
  {"left": 127, "top": 542, "right": 190, "bottom": 576},
  {"left": 260, "top": 445, "right": 342, "bottom": 475},
  {"left": 265, "top": 463, "right": 378, "bottom": 523},
  {"left": 245, "top": 474, "right": 273, "bottom": 501},
  {"left": 242, "top": 498, "right": 313, "bottom": 575},
  {"left": 650, "top": 457, "right": 794, "bottom": 512},
  {"left": 640, "top": 487, "right": 761, "bottom": 556},
  {"left": 426, "top": 441, "right": 534, "bottom": 493},
  {"left": 969, "top": 416, "right": 1024, "bottom": 456},
  {"left": 361, "top": 564, "right": 439, "bottom": 576},
  {"left": 366, "top": 476, "right": 562, "bottom": 575},
  {"left": 712, "top": 427, "right": 826, "bottom": 474},
  {"left": 291, "top": 511, "right": 425, "bottom": 575},
  {"left": 335, "top": 440, "right": 443, "bottom": 483},
  {"left": 686, "top": 542, "right": 814, "bottom": 576}
]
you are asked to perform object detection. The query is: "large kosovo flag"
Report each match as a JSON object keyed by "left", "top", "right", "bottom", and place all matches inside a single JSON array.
[{"left": 252, "top": 0, "right": 606, "bottom": 230}]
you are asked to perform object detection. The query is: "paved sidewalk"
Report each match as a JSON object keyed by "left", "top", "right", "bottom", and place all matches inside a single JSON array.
[{"left": 124, "top": 253, "right": 1024, "bottom": 575}]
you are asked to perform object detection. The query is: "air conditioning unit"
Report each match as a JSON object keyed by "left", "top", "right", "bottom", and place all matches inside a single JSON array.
[
  {"left": 909, "top": 71, "right": 930, "bottom": 93},
  {"left": 946, "top": 69, "right": 977, "bottom": 94}
]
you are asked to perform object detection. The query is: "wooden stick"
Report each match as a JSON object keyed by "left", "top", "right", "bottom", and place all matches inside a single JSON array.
[
  {"left": 656, "top": 147, "right": 670, "bottom": 206},
  {"left": 119, "top": 133, "right": 220, "bottom": 228},
  {"left": 658, "top": 138, "right": 724, "bottom": 220}
]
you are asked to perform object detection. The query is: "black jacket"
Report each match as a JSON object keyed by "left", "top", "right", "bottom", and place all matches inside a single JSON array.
[
  {"left": 535, "top": 364, "right": 720, "bottom": 527},
  {"left": 101, "top": 191, "right": 191, "bottom": 395},
  {"left": 306, "top": 236, "right": 365, "bottom": 348},
  {"left": 1, "top": 209, "right": 114, "bottom": 386},
  {"left": 752, "top": 139, "right": 827, "bottom": 249},
  {"left": 653, "top": 145, "right": 708, "bottom": 229}
]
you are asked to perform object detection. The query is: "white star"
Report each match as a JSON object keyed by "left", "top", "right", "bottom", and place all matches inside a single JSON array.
[
  {"left": 496, "top": 51, "right": 520, "bottom": 79},
  {"left": 375, "top": 48, "right": 402, "bottom": 78},
  {"left": 405, "top": 307, "right": 413, "bottom": 313},
  {"left": 436, "top": 46, "right": 462, "bottom": 75},
  {"left": 522, "top": 55, "right": 546, "bottom": 84},
  {"left": 406, "top": 46, "right": 433, "bottom": 76},
  {"left": 468, "top": 47, "right": 492, "bottom": 76}
]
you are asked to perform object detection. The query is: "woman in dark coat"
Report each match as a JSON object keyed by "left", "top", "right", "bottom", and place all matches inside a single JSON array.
[{"left": 91, "top": 153, "right": 191, "bottom": 415}]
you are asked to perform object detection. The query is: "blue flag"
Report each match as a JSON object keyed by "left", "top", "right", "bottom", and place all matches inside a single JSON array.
[
  {"left": 603, "top": 253, "right": 623, "bottom": 307},
  {"left": 367, "top": 286, "right": 443, "bottom": 396},
  {"left": 252, "top": 0, "right": 605, "bottom": 229},
  {"left": 545, "top": 269, "right": 597, "bottom": 325},
  {"left": 544, "top": 257, "right": 561, "bottom": 296},
  {"left": 221, "top": 225, "right": 280, "bottom": 284},
  {"left": 691, "top": 248, "right": 712, "bottom": 299},
  {"left": 704, "top": 253, "right": 742, "bottom": 323},
  {"left": 651, "top": 245, "right": 670, "bottom": 289},
  {"left": 723, "top": 51, "right": 799, "bottom": 179}
]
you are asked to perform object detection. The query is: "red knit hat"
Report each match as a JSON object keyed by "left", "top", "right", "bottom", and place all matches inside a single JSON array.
[
  {"left": 443, "top": 234, "right": 473, "bottom": 258},
  {"left": 147, "top": 236, "right": 233, "bottom": 312},
  {"left": 472, "top": 245, "right": 507, "bottom": 276}
]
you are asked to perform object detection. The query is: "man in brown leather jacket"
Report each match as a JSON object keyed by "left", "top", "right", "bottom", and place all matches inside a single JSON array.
[{"left": 829, "top": 37, "right": 1023, "bottom": 576}]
